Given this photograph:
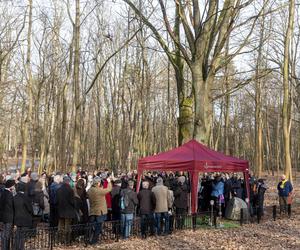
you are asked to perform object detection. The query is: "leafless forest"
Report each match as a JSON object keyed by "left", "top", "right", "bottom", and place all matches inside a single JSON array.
[{"left": 0, "top": 0, "right": 299, "bottom": 179}]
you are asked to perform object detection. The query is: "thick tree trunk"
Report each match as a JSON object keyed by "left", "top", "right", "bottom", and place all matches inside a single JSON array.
[
  {"left": 177, "top": 69, "right": 193, "bottom": 145},
  {"left": 192, "top": 65, "right": 212, "bottom": 145}
]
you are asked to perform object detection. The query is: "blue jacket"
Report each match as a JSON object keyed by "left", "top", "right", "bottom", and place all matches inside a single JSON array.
[
  {"left": 49, "top": 182, "right": 62, "bottom": 205},
  {"left": 277, "top": 180, "right": 293, "bottom": 197},
  {"left": 211, "top": 180, "right": 224, "bottom": 198}
]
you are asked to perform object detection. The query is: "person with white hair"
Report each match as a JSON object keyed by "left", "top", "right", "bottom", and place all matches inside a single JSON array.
[
  {"left": 49, "top": 174, "right": 62, "bottom": 227},
  {"left": 138, "top": 181, "right": 156, "bottom": 238},
  {"left": 277, "top": 174, "right": 293, "bottom": 214}
]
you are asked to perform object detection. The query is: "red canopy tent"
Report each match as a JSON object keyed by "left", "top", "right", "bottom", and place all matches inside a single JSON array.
[{"left": 136, "top": 139, "right": 250, "bottom": 214}]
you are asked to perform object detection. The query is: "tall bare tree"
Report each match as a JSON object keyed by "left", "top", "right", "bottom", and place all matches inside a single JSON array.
[
  {"left": 282, "top": 0, "right": 294, "bottom": 181},
  {"left": 21, "top": 0, "right": 33, "bottom": 173}
]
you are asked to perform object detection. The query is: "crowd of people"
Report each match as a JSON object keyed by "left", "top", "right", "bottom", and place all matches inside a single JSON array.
[{"left": 0, "top": 167, "right": 294, "bottom": 249}]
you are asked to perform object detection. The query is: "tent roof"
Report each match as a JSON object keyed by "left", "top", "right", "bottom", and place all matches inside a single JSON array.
[{"left": 138, "top": 139, "right": 249, "bottom": 172}]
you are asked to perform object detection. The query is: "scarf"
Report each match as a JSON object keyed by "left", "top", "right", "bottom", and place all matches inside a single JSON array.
[{"left": 280, "top": 180, "right": 287, "bottom": 189}]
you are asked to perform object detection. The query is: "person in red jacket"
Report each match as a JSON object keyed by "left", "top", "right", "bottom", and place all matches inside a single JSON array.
[{"left": 102, "top": 173, "right": 112, "bottom": 221}]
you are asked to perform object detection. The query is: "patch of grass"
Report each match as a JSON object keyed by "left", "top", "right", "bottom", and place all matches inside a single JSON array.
[{"left": 183, "top": 216, "right": 240, "bottom": 229}]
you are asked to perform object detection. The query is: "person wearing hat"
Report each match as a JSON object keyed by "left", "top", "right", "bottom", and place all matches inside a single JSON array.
[
  {"left": 0, "top": 179, "right": 15, "bottom": 250},
  {"left": 152, "top": 177, "right": 171, "bottom": 235},
  {"left": 13, "top": 181, "right": 33, "bottom": 250},
  {"left": 87, "top": 176, "right": 112, "bottom": 244},
  {"left": 56, "top": 175, "right": 77, "bottom": 243},
  {"left": 277, "top": 174, "right": 293, "bottom": 214}
]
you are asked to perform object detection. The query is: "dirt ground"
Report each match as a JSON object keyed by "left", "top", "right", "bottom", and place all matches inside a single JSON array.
[{"left": 59, "top": 174, "right": 300, "bottom": 250}]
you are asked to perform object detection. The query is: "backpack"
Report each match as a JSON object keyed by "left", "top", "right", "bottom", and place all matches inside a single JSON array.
[{"left": 120, "top": 190, "right": 130, "bottom": 210}]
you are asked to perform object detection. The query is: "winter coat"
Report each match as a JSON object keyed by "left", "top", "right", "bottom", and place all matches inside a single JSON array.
[
  {"left": 0, "top": 189, "right": 14, "bottom": 223},
  {"left": 57, "top": 183, "right": 77, "bottom": 219},
  {"left": 120, "top": 188, "right": 138, "bottom": 214},
  {"left": 49, "top": 182, "right": 62, "bottom": 206},
  {"left": 88, "top": 182, "right": 112, "bottom": 216},
  {"left": 231, "top": 178, "right": 243, "bottom": 198},
  {"left": 174, "top": 183, "right": 189, "bottom": 209},
  {"left": 152, "top": 184, "right": 170, "bottom": 213},
  {"left": 277, "top": 180, "right": 293, "bottom": 197},
  {"left": 211, "top": 180, "right": 224, "bottom": 198},
  {"left": 111, "top": 185, "right": 121, "bottom": 214},
  {"left": 28, "top": 180, "right": 38, "bottom": 202},
  {"left": 43, "top": 188, "right": 50, "bottom": 215},
  {"left": 137, "top": 189, "right": 156, "bottom": 215},
  {"left": 224, "top": 179, "right": 232, "bottom": 200},
  {"left": 76, "top": 188, "right": 89, "bottom": 223},
  {"left": 32, "top": 190, "right": 45, "bottom": 216},
  {"left": 103, "top": 180, "right": 112, "bottom": 209},
  {"left": 13, "top": 192, "right": 33, "bottom": 227}
]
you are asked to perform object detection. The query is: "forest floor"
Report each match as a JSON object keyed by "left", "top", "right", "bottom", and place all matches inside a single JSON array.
[{"left": 58, "top": 174, "right": 300, "bottom": 250}]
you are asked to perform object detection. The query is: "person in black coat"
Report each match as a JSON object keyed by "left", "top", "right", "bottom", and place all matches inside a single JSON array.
[
  {"left": 14, "top": 182, "right": 33, "bottom": 250},
  {"left": 111, "top": 179, "right": 122, "bottom": 221},
  {"left": 32, "top": 181, "right": 45, "bottom": 229},
  {"left": 231, "top": 174, "right": 243, "bottom": 198},
  {"left": 0, "top": 179, "right": 15, "bottom": 250},
  {"left": 57, "top": 176, "right": 76, "bottom": 243},
  {"left": 28, "top": 172, "right": 39, "bottom": 202},
  {"left": 137, "top": 181, "right": 156, "bottom": 238},
  {"left": 200, "top": 174, "right": 212, "bottom": 211},
  {"left": 174, "top": 176, "right": 189, "bottom": 229},
  {"left": 49, "top": 174, "right": 62, "bottom": 227},
  {"left": 75, "top": 178, "right": 89, "bottom": 223},
  {"left": 111, "top": 179, "right": 122, "bottom": 235},
  {"left": 224, "top": 174, "right": 232, "bottom": 205}
]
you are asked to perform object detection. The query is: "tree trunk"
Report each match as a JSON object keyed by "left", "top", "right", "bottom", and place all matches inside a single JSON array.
[
  {"left": 72, "top": 0, "right": 81, "bottom": 172},
  {"left": 224, "top": 70, "right": 230, "bottom": 154},
  {"left": 174, "top": 4, "right": 193, "bottom": 146},
  {"left": 254, "top": 7, "right": 265, "bottom": 177},
  {"left": 192, "top": 64, "right": 212, "bottom": 145},
  {"left": 282, "top": 0, "right": 294, "bottom": 181},
  {"left": 21, "top": 0, "right": 33, "bottom": 173}
]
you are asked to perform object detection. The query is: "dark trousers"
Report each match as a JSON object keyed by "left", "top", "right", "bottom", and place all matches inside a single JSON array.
[
  {"left": 50, "top": 205, "right": 59, "bottom": 227},
  {"left": 140, "top": 213, "right": 155, "bottom": 237},
  {"left": 155, "top": 212, "right": 169, "bottom": 235},
  {"left": 1, "top": 223, "right": 13, "bottom": 250},
  {"left": 175, "top": 208, "right": 187, "bottom": 229},
  {"left": 58, "top": 218, "right": 73, "bottom": 244},
  {"left": 279, "top": 196, "right": 288, "bottom": 214},
  {"left": 112, "top": 212, "right": 121, "bottom": 236},
  {"left": 14, "top": 226, "right": 30, "bottom": 250},
  {"left": 89, "top": 214, "right": 107, "bottom": 244}
]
